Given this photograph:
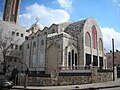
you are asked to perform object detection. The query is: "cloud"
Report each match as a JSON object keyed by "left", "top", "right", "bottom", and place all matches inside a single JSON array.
[
  {"left": 112, "top": 0, "right": 120, "bottom": 3},
  {"left": 101, "top": 27, "right": 120, "bottom": 52},
  {"left": 112, "top": 0, "right": 120, "bottom": 11},
  {"left": 112, "top": 0, "right": 120, "bottom": 7},
  {"left": 19, "top": 3, "right": 70, "bottom": 29},
  {"left": 57, "top": 0, "right": 73, "bottom": 11}
]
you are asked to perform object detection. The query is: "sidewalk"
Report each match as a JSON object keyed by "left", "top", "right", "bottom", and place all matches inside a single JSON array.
[{"left": 12, "top": 78, "right": 120, "bottom": 90}]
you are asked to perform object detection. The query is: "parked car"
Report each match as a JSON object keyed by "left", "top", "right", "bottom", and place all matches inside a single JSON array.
[{"left": 0, "top": 79, "right": 14, "bottom": 89}]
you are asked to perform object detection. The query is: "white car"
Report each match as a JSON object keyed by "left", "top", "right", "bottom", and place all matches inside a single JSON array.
[{"left": 0, "top": 79, "right": 14, "bottom": 89}]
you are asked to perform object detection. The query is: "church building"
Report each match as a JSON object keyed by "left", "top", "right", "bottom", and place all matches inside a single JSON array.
[{"left": 22, "top": 18, "right": 105, "bottom": 75}]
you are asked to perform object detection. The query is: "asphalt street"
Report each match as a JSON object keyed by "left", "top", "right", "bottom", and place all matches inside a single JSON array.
[{"left": 99, "top": 87, "right": 120, "bottom": 90}]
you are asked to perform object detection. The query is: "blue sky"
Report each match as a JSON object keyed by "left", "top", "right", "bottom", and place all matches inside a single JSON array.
[
  {"left": 0, "top": 0, "right": 120, "bottom": 51},
  {"left": 21, "top": 0, "right": 120, "bottom": 31}
]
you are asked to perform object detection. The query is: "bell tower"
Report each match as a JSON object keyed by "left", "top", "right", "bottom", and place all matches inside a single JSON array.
[{"left": 3, "top": 0, "right": 21, "bottom": 24}]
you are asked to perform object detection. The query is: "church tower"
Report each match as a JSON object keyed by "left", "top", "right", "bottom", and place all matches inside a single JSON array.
[{"left": 3, "top": 0, "right": 21, "bottom": 24}]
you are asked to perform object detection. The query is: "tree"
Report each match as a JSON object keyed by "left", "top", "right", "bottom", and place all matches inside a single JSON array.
[{"left": 0, "top": 29, "right": 19, "bottom": 75}]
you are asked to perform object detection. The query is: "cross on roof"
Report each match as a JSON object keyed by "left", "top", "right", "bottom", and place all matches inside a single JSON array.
[{"left": 35, "top": 17, "right": 39, "bottom": 23}]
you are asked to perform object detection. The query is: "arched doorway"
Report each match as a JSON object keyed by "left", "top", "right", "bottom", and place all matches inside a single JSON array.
[{"left": 11, "top": 69, "right": 19, "bottom": 85}]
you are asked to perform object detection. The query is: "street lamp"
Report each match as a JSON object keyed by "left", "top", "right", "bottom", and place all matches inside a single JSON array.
[{"left": 112, "top": 38, "right": 115, "bottom": 81}]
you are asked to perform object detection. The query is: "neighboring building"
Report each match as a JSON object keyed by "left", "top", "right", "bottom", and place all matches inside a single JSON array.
[
  {"left": 22, "top": 18, "right": 105, "bottom": 75},
  {"left": 0, "top": 0, "right": 29, "bottom": 83},
  {"left": 0, "top": 0, "right": 29, "bottom": 76},
  {"left": 106, "top": 50, "right": 120, "bottom": 69},
  {"left": 3, "top": 0, "right": 20, "bottom": 24},
  {"left": 0, "top": 20, "right": 29, "bottom": 76}
]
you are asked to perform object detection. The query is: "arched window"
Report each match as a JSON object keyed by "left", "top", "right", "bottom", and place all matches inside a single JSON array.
[
  {"left": 44, "top": 32, "right": 47, "bottom": 35},
  {"left": 99, "top": 38, "right": 103, "bottom": 50},
  {"left": 37, "top": 34, "right": 40, "bottom": 37},
  {"left": 27, "top": 44, "right": 29, "bottom": 49},
  {"left": 75, "top": 53, "right": 77, "bottom": 66},
  {"left": 52, "top": 29, "right": 55, "bottom": 34},
  {"left": 32, "top": 36, "right": 34, "bottom": 39},
  {"left": 72, "top": 50, "right": 74, "bottom": 66},
  {"left": 68, "top": 52, "right": 71, "bottom": 66},
  {"left": 92, "top": 26, "right": 97, "bottom": 49},
  {"left": 41, "top": 39, "right": 44, "bottom": 45},
  {"left": 67, "top": 45, "right": 78, "bottom": 69},
  {"left": 33, "top": 42, "right": 36, "bottom": 54},
  {"left": 33, "top": 42, "right": 36, "bottom": 47},
  {"left": 85, "top": 32, "right": 91, "bottom": 47}
]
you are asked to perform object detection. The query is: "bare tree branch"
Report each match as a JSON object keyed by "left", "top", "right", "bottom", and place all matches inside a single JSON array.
[{"left": 0, "top": 29, "right": 20, "bottom": 75}]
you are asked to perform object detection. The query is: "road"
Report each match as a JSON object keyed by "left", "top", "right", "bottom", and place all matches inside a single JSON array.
[
  {"left": 1, "top": 86, "right": 120, "bottom": 90},
  {"left": 99, "top": 87, "right": 120, "bottom": 90},
  {"left": 1, "top": 89, "right": 21, "bottom": 90},
  {"left": 9, "top": 87, "right": 120, "bottom": 90}
]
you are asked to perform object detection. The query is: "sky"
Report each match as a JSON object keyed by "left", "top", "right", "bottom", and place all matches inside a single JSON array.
[{"left": 0, "top": 0, "right": 120, "bottom": 52}]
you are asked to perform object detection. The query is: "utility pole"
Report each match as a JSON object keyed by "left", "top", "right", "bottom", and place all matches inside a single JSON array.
[{"left": 112, "top": 38, "right": 115, "bottom": 81}]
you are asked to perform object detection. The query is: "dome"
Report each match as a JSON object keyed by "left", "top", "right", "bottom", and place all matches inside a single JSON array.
[
  {"left": 27, "top": 23, "right": 43, "bottom": 33},
  {"left": 30, "top": 23, "right": 43, "bottom": 30},
  {"left": 27, "top": 23, "right": 43, "bottom": 34}
]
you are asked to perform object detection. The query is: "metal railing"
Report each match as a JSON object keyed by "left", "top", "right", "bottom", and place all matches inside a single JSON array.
[{"left": 59, "top": 65, "right": 91, "bottom": 71}]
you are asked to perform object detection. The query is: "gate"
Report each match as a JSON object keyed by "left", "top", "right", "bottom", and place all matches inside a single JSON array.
[{"left": 117, "top": 66, "right": 120, "bottom": 78}]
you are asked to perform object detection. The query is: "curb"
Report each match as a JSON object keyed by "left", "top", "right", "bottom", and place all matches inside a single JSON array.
[
  {"left": 12, "top": 85, "right": 120, "bottom": 90},
  {"left": 95, "top": 85, "right": 120, "bottom": 89},
  {"left": 70, "top": 85, "right": 120, "bottom": 90}
]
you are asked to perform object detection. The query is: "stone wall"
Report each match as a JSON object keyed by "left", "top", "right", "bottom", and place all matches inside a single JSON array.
[
  {"left": 58, "top": 76, "right": 91, "bottom": 85},
  {"left": 18, "top": 69, "right": 113, "bottom": 86},
  {"left": 91, "top": 69, "right": 113, "bottom": 83},
  {"left": 28, "top": 77, "right": 51, "bottom": 86},
  {"left": 18, "top": 74, "right": 51, "bottom": 86}
]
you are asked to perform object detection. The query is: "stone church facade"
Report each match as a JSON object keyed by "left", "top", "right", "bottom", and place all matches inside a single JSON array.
[{"left": 22, "top": 18, "right": 105, "bottom": 75}]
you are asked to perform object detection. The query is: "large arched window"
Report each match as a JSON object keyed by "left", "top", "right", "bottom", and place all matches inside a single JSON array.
[
  {"left": 67, "top": 44, "right": 78, "bottom": 69},
  {"left": 99, "top": 38, "right": 103, "bottom": 50},
  {"left": 33, "top": 42, "right": 36, "bottom": 54},
  {"left": 41, "top": 39, "right": 44, "bottom": 45},
  {"left": 92, "top": 26, "right": 97, "bottom": 49},
  {"left": 85, "top": 32, "right": 91, "bottom": 47}
]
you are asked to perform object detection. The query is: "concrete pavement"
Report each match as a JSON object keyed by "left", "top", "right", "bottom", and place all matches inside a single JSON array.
[{"left": 12, "top": 78, "right": 120, "bottom": 90}]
